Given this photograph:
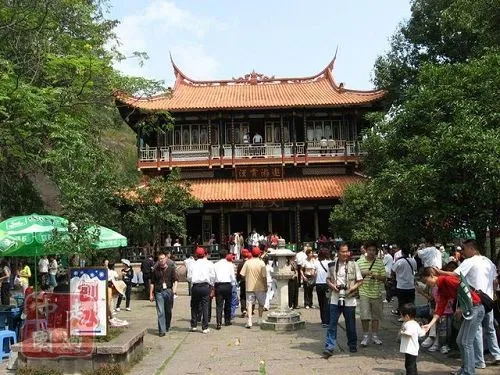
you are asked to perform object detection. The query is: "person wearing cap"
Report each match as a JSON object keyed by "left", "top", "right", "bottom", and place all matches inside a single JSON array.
[
  {"left": 188, "top": 247, "right": 215, "bottom": 333},
  {"left": 149, "top": 251, "right": 178, "bottom": 336},
  {"left": 240, "top": 247, "right": 267, "bottom": 328},
  {"left": 213, "top": 249, "right": 237, "bottom": 329},
  {"left": 116, "top": 259, "right": 133, "bottom": 312}
]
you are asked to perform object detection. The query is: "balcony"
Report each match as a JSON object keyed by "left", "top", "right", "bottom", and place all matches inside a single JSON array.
[{"left": 138, "top": 140, "right": 364, "bottom": 169}]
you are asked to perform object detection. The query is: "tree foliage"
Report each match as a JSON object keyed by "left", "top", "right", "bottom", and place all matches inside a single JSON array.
[
  {"left": 0, "top": 1, "right": 183, "bottom": 233},
  {"left": 120, "top": 172, "right": 201, "bottom": 248},
  {"left": 331, "top": 0, "right": 500, "bottom": 256}
]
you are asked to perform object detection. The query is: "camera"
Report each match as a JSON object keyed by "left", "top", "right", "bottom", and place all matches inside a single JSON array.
[{"left": 337, "top": 285, "right": 348, "bottom": 306}]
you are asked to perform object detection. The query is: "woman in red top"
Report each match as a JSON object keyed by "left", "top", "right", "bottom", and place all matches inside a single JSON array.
[{"left": 421, "top": 267, "right": 484, "bottom": 375}]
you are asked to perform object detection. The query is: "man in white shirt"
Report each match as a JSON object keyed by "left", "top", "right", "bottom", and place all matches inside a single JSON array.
[
  {"left": 417, "top": 237, "right": 442, "bottom": 269},
  {"left": 250, "top": 229, "right": 260, "bottom": 247},
  {"left": 38, "top": 255, "right": 49, "bottom": 286},
  {"left": 188, "top": 247, "right": 215, "bottom": 333},
  {"left": 48, "top": 255, "right": 58, "bottom": 290},
  {"left": 184, "top": 252, "right": 195, "bottom": 296},
  {"left": 314, "top": 248, "right": 332, "bottom": 326},
  {"left": 213, "top": 249, "right": 236, "bottom": 330},
  {"left": 391, "top": 249, "right": 417, "bottom": 316},
  {"left": 252, "top": 132, "right": 263, "bottom": 144},
  {"left": 438, "top": 239, "right": 500, "bottom": 367},
  {"left": 382, "top": 247, "right": 395, "bottom": 303},
  {"left": 323, "top": 243, "right": 363, "bottom": 356},
  {"left": 295, "top": 247, "right": 307, "bottom": 288}
]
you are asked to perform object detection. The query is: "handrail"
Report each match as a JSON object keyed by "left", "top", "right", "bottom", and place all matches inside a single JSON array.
[{"left": 139, "top": 140, "right": 363, "bottom": 162}]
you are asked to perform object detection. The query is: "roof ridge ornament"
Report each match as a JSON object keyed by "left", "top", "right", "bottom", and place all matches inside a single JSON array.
[{"left": 232, "top": 70, "right": 276, "bottom": 85}]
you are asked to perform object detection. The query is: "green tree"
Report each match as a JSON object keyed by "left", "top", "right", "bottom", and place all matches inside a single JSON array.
[
  {"left": 332, "top": 1, "right": 500, "bottom": 257},
  {"left": 120, "top": 172, "right": 201, "bottom": 249},
  {"left": 0, "top": 0, "right": 163, "bottom": 229}
]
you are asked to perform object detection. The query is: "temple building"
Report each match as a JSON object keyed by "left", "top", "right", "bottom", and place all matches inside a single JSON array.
[{"left": 115, "top": 55, "right": 385, "bottom": 244}]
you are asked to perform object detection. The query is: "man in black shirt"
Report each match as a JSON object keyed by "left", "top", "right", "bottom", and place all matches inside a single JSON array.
[
  {"left": 149, "top": 251, "right": 178, "bottom": 336},
  {"left": 141, "top": 255, "right": 155, "bottom": 299}
]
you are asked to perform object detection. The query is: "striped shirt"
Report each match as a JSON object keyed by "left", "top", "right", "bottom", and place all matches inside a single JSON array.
[{"left": 356, "top": 256, "right": 385, "bottom": 298}]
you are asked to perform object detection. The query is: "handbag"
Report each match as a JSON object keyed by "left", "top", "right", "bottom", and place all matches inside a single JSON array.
[
  {"left": 471, "top": 288, "right": 494, "bottom": 314},
  {"left": 319, "top": 261, "right": 332, "bottom": 299}
]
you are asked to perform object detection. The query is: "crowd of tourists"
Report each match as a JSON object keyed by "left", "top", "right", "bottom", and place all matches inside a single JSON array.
[{"left": 112, "top": 236, "right": 500, "bottom": 375}]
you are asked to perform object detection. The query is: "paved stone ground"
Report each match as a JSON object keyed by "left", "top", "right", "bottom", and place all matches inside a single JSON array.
[{"left": 2, "top": 284, "right": 499, "bottom": 374}]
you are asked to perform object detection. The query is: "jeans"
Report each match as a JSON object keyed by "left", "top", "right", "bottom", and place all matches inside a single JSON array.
[
  {"left": 325, "top": 304, "right": 357, "bottom": 351},
  {"left": 154, "top": 289, "right": 174, "bottom": 334},
  {"left": 215, "top": 283, "right": 232, "bottom": 326},
  {"left": 474, "top": 309, "right": 500, "bottom": 366},
  {"left": 405, "top": 353, "right": 418, "bottom": 375},
  {"left": 316, "top": 284, "right": 330, "bottom": 325},
  {"left": 415, "top": 304, "right": 431, "bottom": 320},
  {"left": 191, "top": 283, "right": 210, "bottom": 330},
  {"left": 457, "top": 304, "right": 485, "bottom": 375}
]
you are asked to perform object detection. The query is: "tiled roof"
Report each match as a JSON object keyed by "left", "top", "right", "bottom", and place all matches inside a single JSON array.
[
  {"left": 116, "top": 58, "right": 385, "bottom": 112},
  {"left": 187, "top": 176, "right": 362, "bottom": 203}
]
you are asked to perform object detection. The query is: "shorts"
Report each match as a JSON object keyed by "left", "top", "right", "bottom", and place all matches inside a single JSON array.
[
  {"left": 359, "top": 295, "right": 383, "bottom": 321},
  {"left": 246, "top": 291, "right": 266, "bottom": 307}
]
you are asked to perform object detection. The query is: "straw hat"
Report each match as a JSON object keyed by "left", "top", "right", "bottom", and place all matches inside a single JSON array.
[{"left": 111, "top": 279, "right": 126, "bottom": 296}]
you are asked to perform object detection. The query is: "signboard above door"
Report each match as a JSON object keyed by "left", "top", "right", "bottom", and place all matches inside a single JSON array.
[{"left": 235, "top": 165, "right": 283, "bottom": 180}]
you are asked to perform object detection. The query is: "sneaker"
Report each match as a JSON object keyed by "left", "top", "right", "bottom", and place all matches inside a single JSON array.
[
  {"left": 305, "top": 306, "right": 310, "bottom": 309},
  {"left": 115, "top": 307, "right": 121, "bottom": 312},
  {"left": 372, "top": 336, "right": 383, "bottom": 345},
  {"left": 190, "top": 327, "right": 198, "bottom": 332},
  {"left": 440, "top": 345, "right": 450, "bottom": 354},
  {"left": 475, "top": 363, "right": 486, "bottom": 369},
  {"left": 202, "top": 328, "right": 210, "bottom": 334},
  {"left": 421, "top": 336, "right": 434, "bottom": 348},
  {"left": 245, "top": 323, "right": 252, "bottom": 329},
  {"left": 382, "top": 299, "right": 389, "bottom": 303},
  {"left": 361, "top": 335, "right": 370, "bottom": 347},
  {"left": 428, "top": 342, "right": 440, "bottom": 352},
  {"left": 321, "top": 324, "right": 328, "bottom": 328},
  {"left": 322, "top": 349, "right": 333, "bottom": 358},
  {"left": 391, "top": 309, "right": 400, "bottom": 316},
  {"left": 125, "top": 307, "right": 131, "bottom": 311}
]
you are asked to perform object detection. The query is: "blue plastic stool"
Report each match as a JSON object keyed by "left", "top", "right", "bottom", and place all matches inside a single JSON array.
[{"left": 0, "top": 330, "right": 16, "bottom": 359}]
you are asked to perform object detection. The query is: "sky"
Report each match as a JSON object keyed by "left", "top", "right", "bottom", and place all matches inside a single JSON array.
[{"left": 107, "top": 0, "right": 411, "bottom": 90}]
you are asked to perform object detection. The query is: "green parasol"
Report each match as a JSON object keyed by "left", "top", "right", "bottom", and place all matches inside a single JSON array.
[
  {"left": 86, "top": 225, "right": 127, "bottom": 249},
  {"left": 0, "top": 231, "right": 24, "bottom": 253},
  {"left": 0, "top": 214, "right": 69, "bottom": 257}
]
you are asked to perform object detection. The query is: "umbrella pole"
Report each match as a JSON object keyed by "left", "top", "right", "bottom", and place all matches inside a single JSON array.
[{"left": 34, "top": 248, "right": 38, "bottom": 322}]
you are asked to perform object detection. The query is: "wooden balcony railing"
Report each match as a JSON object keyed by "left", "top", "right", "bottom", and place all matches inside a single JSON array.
[{"left": 138, "top": 140, "right": 364, "bottom": 167}]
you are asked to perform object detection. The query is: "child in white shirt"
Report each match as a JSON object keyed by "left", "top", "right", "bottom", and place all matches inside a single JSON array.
[{"left": 400, "top": 302, "right": 425, "bottom": 375}]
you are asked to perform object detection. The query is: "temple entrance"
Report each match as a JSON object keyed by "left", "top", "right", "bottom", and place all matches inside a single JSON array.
[
  {"left": 271, "top": 211, "right": 289, "bottom": 240},
  {"left": 300, "top": 210, "right": 315, "bottom": 242},
  {"left": 250, "top": 211, "right": 268, "bottom": 234},
  {"left": 228, "top": 212, "right": 247, "bottom": 235},
  {"left": 318, "top": 210, "right": 331, "bottom": 237}
]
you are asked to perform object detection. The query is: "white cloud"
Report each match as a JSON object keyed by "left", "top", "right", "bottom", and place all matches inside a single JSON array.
[
  {"left": 170, "top": 44, "right": 219, "bottom": 81},
  {"left": 110, "top": 1, "right": 220, "bottom": 85}
]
